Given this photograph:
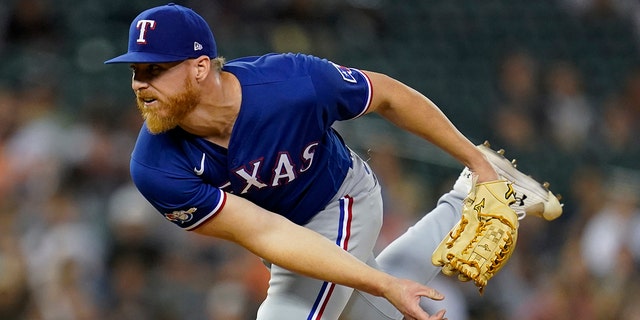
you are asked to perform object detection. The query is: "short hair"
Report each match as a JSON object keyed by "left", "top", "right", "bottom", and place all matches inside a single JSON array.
[{"left": 212, "top": 56, "right": 226, "bottom": 72}]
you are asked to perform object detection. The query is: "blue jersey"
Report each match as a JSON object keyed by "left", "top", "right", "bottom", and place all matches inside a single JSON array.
[{"left": 130, "top": 53, "right": 373, "bottom": 230}]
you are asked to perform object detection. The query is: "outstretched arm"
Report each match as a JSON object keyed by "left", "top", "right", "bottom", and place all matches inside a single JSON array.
[
  {"left": 193, "top": 192, "right": 447, "bottom": 320},
  {"left": 363, "top": 70, "right": 498, "bottom": 182}
]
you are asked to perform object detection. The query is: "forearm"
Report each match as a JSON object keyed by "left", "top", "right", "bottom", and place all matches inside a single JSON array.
[
  {"left": 194, "top": 190, "right": 446, "bottom": 318},
  {"left": 249, "top": 212, "right": 391, "bottom": 295},
  {"left": 193, "top": 193, "right": 391, "bottom": 297}
]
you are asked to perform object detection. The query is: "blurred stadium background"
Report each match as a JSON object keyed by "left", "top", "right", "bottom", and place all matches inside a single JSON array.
[{"left": 1, "top": 0, "right": 639, "bottom": 319}]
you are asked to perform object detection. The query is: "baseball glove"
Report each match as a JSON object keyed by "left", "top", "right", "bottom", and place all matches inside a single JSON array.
[{"left": 431, "top": 179, "right": 519, "bottom": 293}]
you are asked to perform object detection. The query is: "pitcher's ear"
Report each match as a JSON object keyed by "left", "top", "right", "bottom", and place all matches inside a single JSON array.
[{"left": 194, "top": 55, "right": 211, "bottom": 81}]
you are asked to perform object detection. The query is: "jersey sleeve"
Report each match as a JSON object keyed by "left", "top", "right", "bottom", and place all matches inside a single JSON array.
[
  {"left": 130, "top": 156, "right": 226, "bottom": 231},
  {"left": 305, "top": 55, "right": 373, "bottom": 121}
]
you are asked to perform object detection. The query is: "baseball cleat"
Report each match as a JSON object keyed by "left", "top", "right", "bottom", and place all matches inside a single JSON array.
[{"left": 478, "top": 141, "right": 563, "bottom": 221}]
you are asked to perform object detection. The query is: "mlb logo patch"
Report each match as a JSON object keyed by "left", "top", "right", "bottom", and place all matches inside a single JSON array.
[{"left": 332, "top": 63, "right": 357, "bottom": 83}]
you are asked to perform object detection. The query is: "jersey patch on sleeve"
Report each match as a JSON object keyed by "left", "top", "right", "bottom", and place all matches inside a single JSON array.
[
  {"left": 331, "top": 63, "right": 357, "bottom": 83},
  {"left": 164, "top": 207, "right": 197, "bottom": 224}
]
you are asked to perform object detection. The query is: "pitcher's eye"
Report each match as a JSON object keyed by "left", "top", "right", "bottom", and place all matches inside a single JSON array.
[{"left": 149, "top": 64, "right": 161, "bottom": 74}]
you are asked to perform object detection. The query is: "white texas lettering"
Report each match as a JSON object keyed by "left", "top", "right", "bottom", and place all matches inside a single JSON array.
[
  {"left": 234, "top": 144, "right": 318, "bottom": 193},
  {"left": 300, "top": 143, "right": 318, "bottom": 173},
  {"left": 136, "top": 20, "right": 156, "bottom": 44},
  {"left": 235, "top": 161, "right": 268, "bottom": 194},
  {"left": 272, "top": 153, "right": 296, "bottom": 186}
]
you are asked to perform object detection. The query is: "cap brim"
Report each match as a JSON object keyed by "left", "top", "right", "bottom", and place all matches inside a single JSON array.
[{"left": 104, "top": 51, "right": 189, "bottom": 64}]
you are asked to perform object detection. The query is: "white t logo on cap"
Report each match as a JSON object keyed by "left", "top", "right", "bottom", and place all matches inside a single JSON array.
[{"left": 136, "top": 20, "right": 156, "bottom": 44}]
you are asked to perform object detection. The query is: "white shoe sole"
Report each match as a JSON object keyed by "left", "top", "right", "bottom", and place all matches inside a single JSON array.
[{"left": 478, "top": 141, "right": 563, "bottom": 221}]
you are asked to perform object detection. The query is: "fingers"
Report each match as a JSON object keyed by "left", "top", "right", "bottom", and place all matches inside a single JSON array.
[
  {"left": 405, "top": 287, "right": 445, "bottom": 320},
  {"left": 420, "top": 286, "right": 444, "bottom": 301},
  {"left": 389, "top": 279, "right": 446, "bottom": 320},
  {"left": 432, "top": 309, "right": 447, "bottom": 319}
]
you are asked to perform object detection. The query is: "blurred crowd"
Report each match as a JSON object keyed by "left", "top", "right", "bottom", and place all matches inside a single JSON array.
[{"left": 0, "top": 0, "right": 639, "bottom": 319}]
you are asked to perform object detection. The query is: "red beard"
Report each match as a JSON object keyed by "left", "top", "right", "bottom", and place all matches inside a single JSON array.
[{"left": 137, "top": 79, "right": 199, "bottom": 134}]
